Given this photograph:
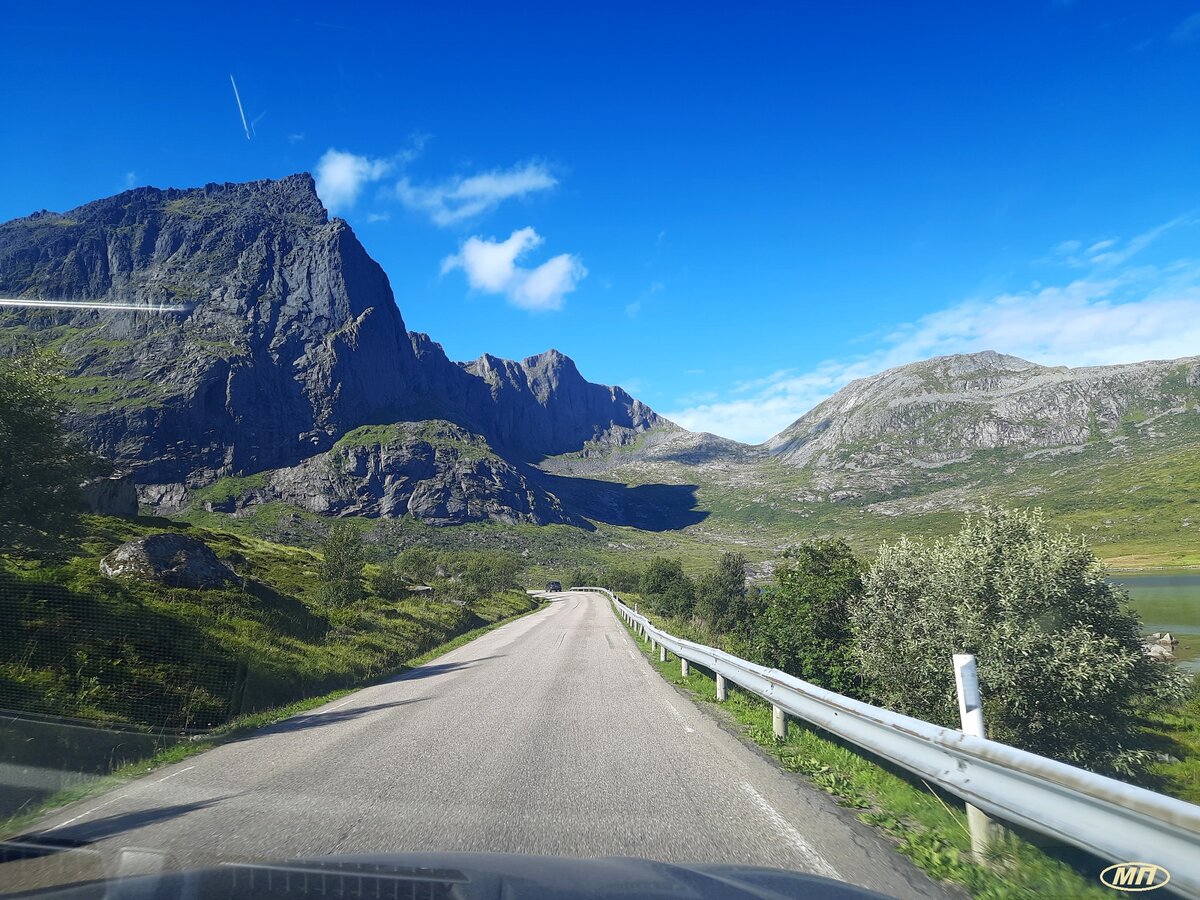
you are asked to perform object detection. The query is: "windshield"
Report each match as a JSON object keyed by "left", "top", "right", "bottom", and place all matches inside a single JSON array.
[{"left": 2, "top": 3, "right": 1198, "bottom": 899}]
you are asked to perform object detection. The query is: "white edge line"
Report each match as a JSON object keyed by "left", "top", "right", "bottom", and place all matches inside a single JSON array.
[
  {"left": 153, "top": 765, "right": 195, "bottom": 784},
  {"left": 740, "top": 782, "right": 842, "bottom": 880}
]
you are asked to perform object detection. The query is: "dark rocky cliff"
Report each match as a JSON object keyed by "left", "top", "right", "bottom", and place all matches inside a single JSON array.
[{"left": 0, "top": 175, "right": 667, "bottom": 522}]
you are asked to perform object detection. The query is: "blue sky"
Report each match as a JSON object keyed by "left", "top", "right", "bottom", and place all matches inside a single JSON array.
[{"left": 3, "top": 2, "right": 1199, "bottom": 442}]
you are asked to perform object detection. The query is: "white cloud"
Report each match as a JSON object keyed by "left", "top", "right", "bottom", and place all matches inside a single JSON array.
[
  {"left": 397, "top": 162, "right": 556, "bottom": 226},
  {"left": 667, "top": 218, "right": 1200, "bottom": 444},
  {"left": 314, "top": 149, "right": 393, "bottom": 213},
  {"left": 1172, "top": 11, "right": 1200, "bottom": 42},
  {"left": 441, "top": 227, "right": 586, "bottom": 312},
  {"left": 123, "top": 171, "right": 137, "bottom": 189}
]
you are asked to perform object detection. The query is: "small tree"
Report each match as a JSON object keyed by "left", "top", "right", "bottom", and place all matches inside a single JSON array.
[
  {"left": 0, "top": 348, "right": 99, "bottom": 551},
  {"left": 851, "top": 507, "right": 1184, "bottom": 775},
  {"left": 640, "top": 557, "right": 695, "bottom": 617},
  {"left": 751, "top": 540, "right": 862, "bottom": 694},
  {"left": 693, "top": 552, "right": 749, "bottom": 633},
  {"left": 317, "top": 523, "right": 365, "bottom": 607}
]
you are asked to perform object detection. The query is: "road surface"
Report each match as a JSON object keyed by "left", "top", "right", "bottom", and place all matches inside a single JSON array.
[{"left": 5, "top": 591, "right": 951, "bottom": 897}]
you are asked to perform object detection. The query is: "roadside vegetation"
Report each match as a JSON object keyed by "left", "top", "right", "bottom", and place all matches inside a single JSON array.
[
  {"left": 619, "top": 507, "right": 1195, "bottom": 791},
  {"left": 621, "top": 611, "right": 1112, "bottom": 899}
]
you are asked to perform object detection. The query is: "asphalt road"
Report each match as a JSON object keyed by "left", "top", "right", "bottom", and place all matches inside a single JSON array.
[{"left": 5, "top": 591, "right": 952, "bottom": 898}]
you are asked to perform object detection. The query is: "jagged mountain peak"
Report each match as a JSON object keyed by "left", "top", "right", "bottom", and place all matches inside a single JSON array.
[{"left": 0, "top": 175, "right": 668, "bottom": 522}]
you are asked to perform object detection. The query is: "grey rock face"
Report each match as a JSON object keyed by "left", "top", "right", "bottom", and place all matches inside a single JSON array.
[
  {"left": 407, "top": 334, "right": 664, "bottom": 460},
  {"left": 766, "top": 351, "right": 1200, "bottom": 470},
  {"left": 204, "top": 421, "right": 575, "bottom": 526},
  {"left": 99, "top": 533, "right": 236, "bottom": 589},
  {"left": 80, "top": 472, "right": 138, "bottom": 517},
  {"left": 0, "top": 176, "right": 666, "bottom": 520},
  {"left": 0, "top": 175, "right": 421, "bottom": 484}
]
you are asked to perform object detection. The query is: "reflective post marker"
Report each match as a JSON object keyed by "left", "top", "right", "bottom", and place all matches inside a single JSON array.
[{"left": 954, "top": 653, "right": 994, "bottom": 859}]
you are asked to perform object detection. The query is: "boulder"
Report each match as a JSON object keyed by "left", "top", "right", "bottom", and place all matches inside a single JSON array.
[
  {"left": 100, "top": 533, "right": 236, "bottom": 589},
  {"left": 80, "top": 473, "right": 138, "bottom": 517}
]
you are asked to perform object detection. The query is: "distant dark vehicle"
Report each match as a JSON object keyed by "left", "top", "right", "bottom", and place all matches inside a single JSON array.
[{"left": 545, "top": 581, "right": 562, "bottom": 592}]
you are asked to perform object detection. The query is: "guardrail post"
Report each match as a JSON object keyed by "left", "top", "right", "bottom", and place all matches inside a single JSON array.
[
  {"left": 954, "top": 654, "right": 994, "bottom": 859},
  {"left": 681, "top": 658, "right": 689, "bottom": 677},
  {"left": 659, "top": 644, "right": 667, "bottom": 662},
  {"left": 772, "top": 704, "right": 787, "bottom": 740},
  {"left": 716, "top": 674, "right": 727, "bottom": 701}
]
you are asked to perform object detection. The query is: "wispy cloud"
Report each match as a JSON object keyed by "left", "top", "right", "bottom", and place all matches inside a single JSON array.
[
  {"left": 314, "top": 149, "right": 393, "bottom": 213},
  {"left": 441, "top": 227, "right": 586, "bottom": 312},
  {"left": 397, "top": 162, "right": 556, "bottom": 226},
  {"left": 667, "top": 218, "right": 1200, "bottom": 443},
  {"left": 123, "top": 171, "right": 137, "bottom": 189},
  {"left": 1172, "top": 11, "right": 1200, "bottom": 42}
]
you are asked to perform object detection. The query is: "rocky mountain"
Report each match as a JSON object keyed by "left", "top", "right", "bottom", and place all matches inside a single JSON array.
[
  {"left": 0, "top": 176, "right": 666, "bottom": 524},
  {"left": 762, "top": 350, "right": 1200, "bottom": 499},
  {"left": 191, "top": 421, "right": 575, "bottom": 527}
]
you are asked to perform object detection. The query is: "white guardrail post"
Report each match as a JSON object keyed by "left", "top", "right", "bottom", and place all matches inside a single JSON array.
[
  {"left": 954, "top": 653, "right": 994, "bottom": 859},
  {"left": 573, "top": 586, "right": 1200, "bottom": 898}
]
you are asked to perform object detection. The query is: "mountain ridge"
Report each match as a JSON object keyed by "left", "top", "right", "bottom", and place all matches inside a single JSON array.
[{"left": 0, "top": 175, "right": 668, "bottom": 524}]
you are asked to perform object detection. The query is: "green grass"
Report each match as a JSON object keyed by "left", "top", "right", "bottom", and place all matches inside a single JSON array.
[
  {"left": 333, "top": 420, "right": 498, "bottom": 461},
  {"left": 0, "top": 595, "right": 546, "bottom": 838},
  {"left": 616, "top": 605, "right": 1114, "bottom": 898},
  {"left": 1, "top": 514, "right": 538, "bottom": 731}
]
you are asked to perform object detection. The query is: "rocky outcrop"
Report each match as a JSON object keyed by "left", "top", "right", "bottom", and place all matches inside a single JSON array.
[
  {"left": 0, "top": 176, "right": 666, "bottom": 520},
  {"left": 99, "top": 533, "right": 236, "bottom": 589},
  {"left": 80, "top": 472, "right": 138, "bottom": 517},
  {"left": 1142, "top": 632, "right": 1179, "bottom": 662},
  {"left": 199, "top": 421, "right": 575, "bottom": 526},
  {"left": 407, "top": 333, "right": 665, "bottom": 460},
  {"left": 0, "top": 175, "right": 422, "bottom": 484}
]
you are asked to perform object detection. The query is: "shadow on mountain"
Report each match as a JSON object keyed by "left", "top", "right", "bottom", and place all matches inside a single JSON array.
[{"left": 533, "top": 472, "right": 707, "bottom": 532}]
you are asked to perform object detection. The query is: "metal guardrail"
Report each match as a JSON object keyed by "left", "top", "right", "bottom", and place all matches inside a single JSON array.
[{"left": 574, "top": 586, "right": 1200, "bottom": 898}]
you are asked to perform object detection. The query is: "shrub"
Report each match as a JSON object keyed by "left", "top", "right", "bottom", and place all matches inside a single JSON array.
[
  {"left": 851, "top": 506, "right": 1185, "bottom": 775},
  {"left": 369, "top": 561, "right": 408, "bottom": 602},
  {"left": 751, "top": 540, "right": 862, "bottom": 694},
  {"left": 693, "top": 552, "right": 751, "bottom": 633},
  {"left": 0, "top": 348, "right": 101, "bottom": 551},
  {"left": 640, "top": 557, "right": 695, "bottom": 617},
  {"left": 317, "top": 523, "right": 365, "bottom": 608}
]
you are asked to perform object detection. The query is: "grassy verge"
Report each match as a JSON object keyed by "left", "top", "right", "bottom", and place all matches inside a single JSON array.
[
  {"left": 615, "top": 605, "right": 1111, "bottom": 899},
  {"left": 0, "top": 596, "right": 546, "bottom": 838}
]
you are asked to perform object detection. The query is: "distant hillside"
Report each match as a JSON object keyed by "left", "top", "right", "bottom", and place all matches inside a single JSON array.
[{"left": 763, "top": 350, "right": 1200, "bottom": 501}]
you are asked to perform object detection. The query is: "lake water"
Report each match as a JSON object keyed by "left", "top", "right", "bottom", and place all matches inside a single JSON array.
[{"left": 1113, "top": 572, "right": 1200, "bottom": 673}]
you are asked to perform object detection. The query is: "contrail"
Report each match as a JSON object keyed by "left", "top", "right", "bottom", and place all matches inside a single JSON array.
[
  {"left": 0, "top": 298, "right": 190, "bottom": 313},
  {"left": 230, "top": 74, "right": 251, "bottom": 140}
]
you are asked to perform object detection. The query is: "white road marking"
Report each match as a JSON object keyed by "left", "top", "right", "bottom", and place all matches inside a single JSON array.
[
  {"left": 740, "top": 782, "right": 842, "bottom": 880},
  {"left": 662, "top": 700, "right": 696, "bottom": 734},
  {"left": 153, "top": 765, "right": 195, "bottom": 784},
  {"left": 48, "top": 797, "right": 122, "bottom": 830},
  {"left": 326, "top": 696, "right": 358, "bottom": 712}
]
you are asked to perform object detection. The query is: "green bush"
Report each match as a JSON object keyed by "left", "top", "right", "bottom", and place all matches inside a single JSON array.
[
  {"left": 640, "top": 557, "right": 695, "bottom": 617},
  {"left": 851, "top": 506, "right": 1186, "bottom": 775},
  {"left": 693, "top": 552, "right": 751, "bottom": 633},
  {"left": 751, "top": 539, "right": 862, "bottom": 694},
  {"left": 0, "top": 348, "right": 101, "bottom": 552},
  {"left": 317, "top": 523, "right": 365, "bottom": 608},
  {"left": 369, "top": 561, "right": 408, "bottom": 601}
]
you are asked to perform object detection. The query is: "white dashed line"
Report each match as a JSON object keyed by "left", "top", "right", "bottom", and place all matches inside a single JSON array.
[
  {"left": 48, "top": 797, "right": 122, "bottom": 831},
  {"left": 740, "top": 782, "right": 842, "bottom": 879},
  {"left": 153, "top": 765, "right": 195, "bottom": 784}
]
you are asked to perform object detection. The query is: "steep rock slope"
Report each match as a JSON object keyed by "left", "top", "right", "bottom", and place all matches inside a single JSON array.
[
  {"left": 0, "top": 175, "right": 421, "bottom": 484},
  {"left": 0, "top": 175, "right": 667, "bottom": 522},
  {"left": 194, "top": 421, "right": 575, "bottom": 526}
]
